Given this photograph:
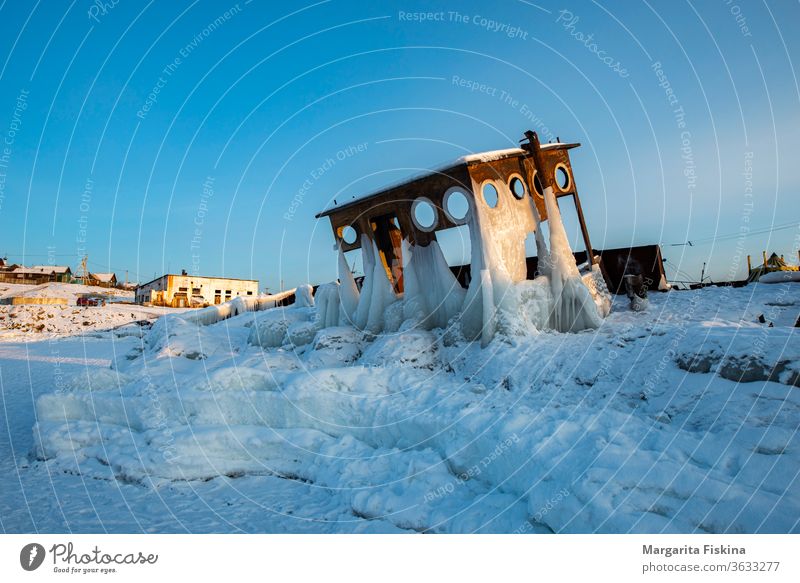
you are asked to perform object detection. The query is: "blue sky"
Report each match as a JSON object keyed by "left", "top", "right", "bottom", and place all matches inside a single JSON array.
[{"left": 0, "top": 0, "right": 798, "bottom": 289}]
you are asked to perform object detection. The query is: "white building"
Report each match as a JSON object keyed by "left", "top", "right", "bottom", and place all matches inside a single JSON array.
[{"left": 135, "top": 273, "right": 259, "bottom": 307}]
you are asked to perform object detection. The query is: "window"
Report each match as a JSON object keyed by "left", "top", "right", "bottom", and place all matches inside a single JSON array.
[
  {"left": 411, "top": 198, "right": 437, "bottom": 231},
  {"left": 192, "top": 287, "right": 201, "bottom": 294},
  {"left": 532, "top": 171, "right": 544, "bottom": 197},
  {"left": 340, "top": 225, "right": 358, "bottom": 244},
  {"left": 481, "top": 182, "right": 499, "bottom": 208},
  {"left": 555, "top": 164, "right": 571, "bottom": 191},
  {"left": 509, "top": 175, "right": 526, "bottom": 199},
  {"left": 247, "top": 291, "right": 253, "bottom": 296},
  {"left": 444, "top": 188, "right": 470, "bottom": 223},
  {"left": 178, "top": 287, "right": 188, "bottom": 292}
]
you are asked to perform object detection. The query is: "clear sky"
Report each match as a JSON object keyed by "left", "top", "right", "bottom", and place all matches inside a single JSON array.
[{"left": 0, "top": 0, "right": 798, "bottom": 289}]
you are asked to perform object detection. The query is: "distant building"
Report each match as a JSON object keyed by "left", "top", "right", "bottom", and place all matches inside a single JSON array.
[
  {"left": 32, "top": 265, "right": 72, "bottom": 282},
  {"left": 135, "top": 273, "right": 259, "bottom": 307},
  {"left": 0, "top": 265, "right": 72, "bottom": 284},
  {"left": 87, "top": 272, "right": 117, "bottom": 288}
]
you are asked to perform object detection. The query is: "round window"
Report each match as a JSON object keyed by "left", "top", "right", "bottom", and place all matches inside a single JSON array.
[
  {"left": 412, "top": 198, "right": 437, "bottom": 231},
  {"left": 482, "top": 182, "right": 499, "bottom": 208},
  {"left": 555, "top": 165, "right": 571, "bottom": 191},
  {"left": 444, "top": 188, "right": 470, "bottom": 222},
  {"left": 532, "top": 171, "right": 544, "bottom": 197},
  {"left": 509, "top": 176, "right": 526, "bottom": 199},
  {"left": 340, "top": 225, "right": 358, "bottom": 244}
]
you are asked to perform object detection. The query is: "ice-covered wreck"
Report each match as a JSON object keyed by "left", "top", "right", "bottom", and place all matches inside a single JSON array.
[{"left": 315, "top": 130, "right": 611, "bottom": 344}]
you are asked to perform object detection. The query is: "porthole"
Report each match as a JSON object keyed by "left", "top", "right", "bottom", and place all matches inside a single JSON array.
[
  {"left": 443, "top": 187, "right": 471, "bottom": 223},
  {"left": 340, "top": 225, "right": 358, "bottom": 245},
  {"left": 532, "top": 171, "right": 544, "bottom": 197},
  {"left": 555, "top": 164, "right": 571, "bottom": 192},
  {"left": 509, "top": 175, "right": 526, "bottom": 200},
  {"left": 482, "top": 182, "right": 499, "bottom": 208},
  {"left": 412, "top": 197, "right": 438, "bottom": 231}
]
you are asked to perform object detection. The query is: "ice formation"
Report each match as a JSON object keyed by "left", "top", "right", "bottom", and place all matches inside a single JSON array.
[
  {"left": 317, "top": 186, "right": 609, "bottom": 343},
  {"left": 401, "top": 240, "right": 465, "bottom": 329},
  {"left": 541, "top": 186, "right": 603, "bottom": 332}
]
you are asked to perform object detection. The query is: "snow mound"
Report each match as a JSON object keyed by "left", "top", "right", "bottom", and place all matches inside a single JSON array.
[
  {"left": 676, "top": 327, "right": 800, "bottom": 387},
  {"left": 360, "top": 329, "right": 442, "bottom": 370},
  {"left": 759, "top": 271, "right": 800, "bottom": 284},
  {"left": 247, "top": 306, "right": 316, "bottom": 348}
]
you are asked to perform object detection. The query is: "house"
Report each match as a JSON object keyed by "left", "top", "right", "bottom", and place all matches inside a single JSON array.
[
  {"left": 135, "top": 273, "right": 259, "bottom": 307},
  {"left": 0, "top": 265, "right": 73, "bottom": 285},
  {"left": 31, "top": 265, "right": 72, "bottom": 283},
  {"left": 87, "top": 272, "right": 117, "bottom": 287}
]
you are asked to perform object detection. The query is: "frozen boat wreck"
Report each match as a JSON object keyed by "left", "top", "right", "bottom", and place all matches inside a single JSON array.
[{"left": 315, "top": 130, "right": 611, "bottom": 344}]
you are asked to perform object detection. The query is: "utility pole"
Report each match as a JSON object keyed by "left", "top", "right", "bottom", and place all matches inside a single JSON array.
[
  {"left": 700, "top": 262, "right": 706, "bottom": 286},
  {"left": 80, "top": 255, "right": 88, "bottom": 285}
]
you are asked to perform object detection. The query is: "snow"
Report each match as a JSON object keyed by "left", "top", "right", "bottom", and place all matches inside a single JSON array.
[
  {"left": 4, "top": 280, "right": 796, "bottom": 533},
  {"left": 0, "top": 302, "right": 180, "bottom": 340},
  {"left": 760, "top": 270, "right": 800, "bottom": 284},
  {"left": 89, "top": 272, "right": 116, "bottom": 283},
  {"left": 458, "top": 147, "right": 525, "bottom": 163},
  {"left": 318, "top": 144, "right": 573, "bottom": 215},
  {"left": 0, "top": 281, "right": 133, "bottom": 303}
]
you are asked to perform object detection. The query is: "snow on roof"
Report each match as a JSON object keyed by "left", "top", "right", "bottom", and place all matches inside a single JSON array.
[
  {"left": 90, "top": 272, "right": 116, "bottom": 282},
  {"left": 32, "top": 265, "right": 71, "bottom": 273},
  {"left": 317, "top": 142, "right": 579, "bottom": 217},
  {"left": 456, "top": 147, "right": 525, "bottom": 164},
  {"left": 10, "top": 267, "right": 53, "bottom": 275},
  {"left": 317, "top": 147, "right": 528, "bottom": 217}
]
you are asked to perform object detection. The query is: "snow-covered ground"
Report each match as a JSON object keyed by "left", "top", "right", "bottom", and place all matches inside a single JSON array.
[
  {"left": 0, "top": 282, "right": 133, "bottom": 303},
  {"left": 1, "top": 282, "right": 798, "bottom": 533},
  {"left": 0, "top": 304, "right": 186, "bottom": 340},
  {"left": 0, "top": 282, "right": 186, "bottom": 340}
]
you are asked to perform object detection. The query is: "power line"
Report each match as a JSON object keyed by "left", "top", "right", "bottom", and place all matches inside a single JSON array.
[{"left": 666, "top": 221, "right": 799, "bottom": 247}]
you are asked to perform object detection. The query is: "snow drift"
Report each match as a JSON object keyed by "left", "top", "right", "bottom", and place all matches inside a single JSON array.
[{"left": 32, "top": 280, "right": 800, "bottom": 533}]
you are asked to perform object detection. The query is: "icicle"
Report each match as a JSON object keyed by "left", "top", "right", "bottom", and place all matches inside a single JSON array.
[
  {"left": 402, "top": 240, "right": 466, "bottom": 329},
  {"left": 479, "top": 269, "right": 495, "bottom": 346},
  {"left": 542, "top": 186, "right": 602, "bottom": 332},
  {"left": 337, "top": 245, "right": 359, "bottom": 324},
  {"left": 401, "top": 239, "right": 426, "bottom": 324},
  {"left": 529, "top": 196, "right": 551, "bottom": 277},
  {"left": 351, "top": 235, "right": 375, "bottom": 329},
  {"left": 314, "top": 282, "right": 340, "bottom": 329},
  {"left": 350, "top": 237, "right": 395, "bottom": 333},
  {"left": 295, "top": 284, "right": 315, "bottom": 308},
  {"left": 365, "top": 239, "right": 396, "bottom": 333}
]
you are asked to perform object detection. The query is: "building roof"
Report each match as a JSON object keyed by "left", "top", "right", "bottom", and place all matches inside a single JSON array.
[
  {"left": 315, "top": 142, "right": 579, "bottom": 219},
  {"left": 90, "top": 272, "right": 116, "bottom": 283},
  {"left": 135, "top": 273, "right": 259, "bottom": 289},
  {"left": 9, "top": 267, "right": 57, "bottom": 275},
  {"left": 32, "top": 265, "right": 71, "bottom": 274}
]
